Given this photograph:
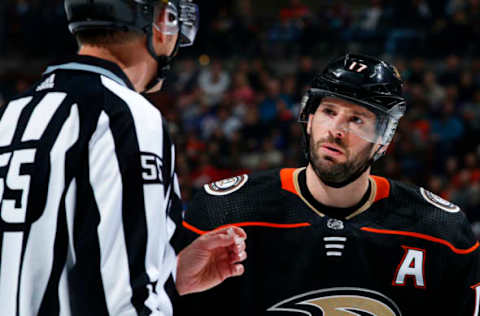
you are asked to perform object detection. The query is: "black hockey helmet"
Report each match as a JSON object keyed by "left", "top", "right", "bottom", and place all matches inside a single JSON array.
[
  {"left": 299, "top": 53, "right": 406, "bottom": 146},
  {"left": 64, "top": 0, "right": 199, "bottom": 87}
]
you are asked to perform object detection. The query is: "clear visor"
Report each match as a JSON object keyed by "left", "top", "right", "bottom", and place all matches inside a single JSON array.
[
  {"left": 298, "top": 90, "right": 399, "bottom": 145},
  {"left": 154, "top": 1, "right": 199, "bottom": 47},
  {"left": 178, "top": 0, "right": 200, "bottom": 47}
]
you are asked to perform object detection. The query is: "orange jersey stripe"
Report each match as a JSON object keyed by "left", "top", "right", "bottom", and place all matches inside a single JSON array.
[
  {"left": 361, "top": 227, "right": 479, "bottom": 255},
  {"left": 370, "top": 175, "right": 390, "bottom": 202},
  {"left": 280, "top": 168, "right": 298, "bottom": 195},
  {"left": 183, "top": 220, "right": 311, "bottom": 235},
  {"left": 280, "top": 169, "right": 392, "bottom": 204}
]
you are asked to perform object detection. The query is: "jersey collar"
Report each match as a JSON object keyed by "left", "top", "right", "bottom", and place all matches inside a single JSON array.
[
  {"left": 43, "top": 55, "right": 135, "bottom": 91},
  {"left": 280, "top": 168, "right": 391, "bottom": 220},
  {"left": 297, "top": 168, "right": 372, "bottom": 219}
]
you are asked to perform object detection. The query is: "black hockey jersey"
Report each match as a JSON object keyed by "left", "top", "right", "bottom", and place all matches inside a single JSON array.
[{"left": 173, "top": 168, "right": 480, "bottom": 315}]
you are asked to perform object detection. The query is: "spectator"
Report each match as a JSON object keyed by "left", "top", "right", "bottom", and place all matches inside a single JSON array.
[
  {"left": 430, "top": 101, "right": 465, "bottom": 162},
  {"left": 238, "top": 106, "right": 266, "bottom": 161},
  {"left": 344, "top": 0, "right": 386, "bottom": 54},
  {"left": 229, "top": 71, "right": 255, "bottom": 106},
  {"left": 358, "top": 0, "right": 385, "bottom": 31},
  {"left": 258, "top": 77, "right": 293, "bottom": 124},
  {"left": 461, "top": 90, "right": 480, "bottom": 135},
  {"left": 423, "top": 70, "right": 446, "bottom": 107},
  {"left": 174, "top": 58, "right": 200, "bottom": 94},
  {"left": 231, "top": 0, "right": 257, "bottom": 57},
  {"left": 444, "top": 8, "right": 473, "bottom": 56},
  {"left": 216, "top": 106, "right": 242, "bottom": 140},
  {"left": 408, "top": 57, "right": 427, "bottom": 84},
  {"left": 258, "top": 136, "right": 284, "bottom": 169},
  {"left": 266, "top": 18, "right": 301, "bottom": 58},
  {"left": 198, "top": 59, "right": 231, "bottom": 107},
  {"left": 438, "top": 54, "right": 462, "bottom": 85},
  {"left": 458, "top": 70, "right": 476, "bottom": 103},
  {"left": 280, "top": 0, "right": 310, "bottom": 22},
  {"left": 296, "top": 56, "right": 315, "bottom": 91},
  {"left": 384, "top": 0, "right": 431, "bottom": 56},
  {"left": 463, "top": 152, "right": 480, "bottom": 183}
]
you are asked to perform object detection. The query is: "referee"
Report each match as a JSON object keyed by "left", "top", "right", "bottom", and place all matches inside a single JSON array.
[{"left": 0, "top": 1, "right": 247, "bottom": 315}]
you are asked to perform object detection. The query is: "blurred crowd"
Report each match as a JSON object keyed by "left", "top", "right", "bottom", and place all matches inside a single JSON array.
[{"left": 1, "top": 0, "right": 480, "bottom": 233}]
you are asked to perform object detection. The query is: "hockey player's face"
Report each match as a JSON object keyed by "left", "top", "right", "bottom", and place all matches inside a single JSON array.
[{"left": 307, "top": 98, "right": 377, "bottom": 184}]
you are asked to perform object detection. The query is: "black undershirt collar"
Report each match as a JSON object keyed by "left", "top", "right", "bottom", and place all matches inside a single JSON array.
[{"left": 298, "top": 168, "right": 371, "bottom": 219}]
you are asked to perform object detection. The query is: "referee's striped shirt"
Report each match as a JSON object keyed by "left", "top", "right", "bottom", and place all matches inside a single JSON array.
[{"left": 0, "top": 55, "right": 182, "bottom": 316}]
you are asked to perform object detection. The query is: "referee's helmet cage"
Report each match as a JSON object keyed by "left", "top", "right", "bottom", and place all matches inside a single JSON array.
[
  {"left": 65, "top": 0, "right": 199, "bottom": 47},
  {"left": 298, "top": 53, "right": 406, "bottom": 147}
]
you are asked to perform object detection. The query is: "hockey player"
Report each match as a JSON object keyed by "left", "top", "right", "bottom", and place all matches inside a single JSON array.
[{"left": 174, "top": 53, "right": 480, "bottom": 315}]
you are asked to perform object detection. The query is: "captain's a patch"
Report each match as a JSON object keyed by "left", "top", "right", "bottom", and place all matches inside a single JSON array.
[
  {"left": 204, "top": 175, "right": 248, "bottom": 196},
  {"left": 420, "top": 187, "right": 460, "bottom": 213}
]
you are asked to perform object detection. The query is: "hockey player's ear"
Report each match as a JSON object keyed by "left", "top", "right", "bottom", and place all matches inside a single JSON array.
[{"left": 306, "top": 114, "right": 314, "bottom": 135}]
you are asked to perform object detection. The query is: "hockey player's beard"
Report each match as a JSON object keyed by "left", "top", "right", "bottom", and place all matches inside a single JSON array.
[{"left": 309, "top": 135, "right": 374, "bottom": 186}]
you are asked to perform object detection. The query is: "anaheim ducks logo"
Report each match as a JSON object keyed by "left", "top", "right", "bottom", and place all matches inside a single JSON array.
[
  {"left": 204, "top": 175, "right": 248, "bottom": 196},
  {"left": 268, "top": 288, "right": 402, "bottom": 316},
  {"left": 420, "top": 187, "right": 460, "bottom": 213}
]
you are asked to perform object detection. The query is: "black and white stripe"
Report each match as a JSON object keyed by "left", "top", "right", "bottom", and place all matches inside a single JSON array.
[{"left": 0, "top": 56, "right": 180, "bottom": 316}]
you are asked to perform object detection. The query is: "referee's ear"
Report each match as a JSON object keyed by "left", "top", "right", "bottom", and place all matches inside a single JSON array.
[
  {"left": 151, "top": 5, "right": 180, "bottom": 58},
  {"left": 152, "top": 7, "right": 168, "bottom": 43}
]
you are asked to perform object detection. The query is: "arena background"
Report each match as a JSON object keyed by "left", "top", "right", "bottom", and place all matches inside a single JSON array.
[{"left": 1, "top": 0, "right": 480, "bottom": 235}]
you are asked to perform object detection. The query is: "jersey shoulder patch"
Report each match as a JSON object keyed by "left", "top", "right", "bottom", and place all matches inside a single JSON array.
[
  {"left": 204, "top": 174, "right": 248, "bottom": 196},
  {"left": 419, "top": 187, "right": 460, "bottom": 213}
]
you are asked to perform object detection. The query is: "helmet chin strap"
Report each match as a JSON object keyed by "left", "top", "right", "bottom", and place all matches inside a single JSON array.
[{"left": 143, "top": 27, "right": 181, "bottom": 93}]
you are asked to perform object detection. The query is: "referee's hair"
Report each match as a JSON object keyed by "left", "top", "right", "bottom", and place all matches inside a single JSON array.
[{"left": 76, "top": 29, "right": 145, "bottom": 46}]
